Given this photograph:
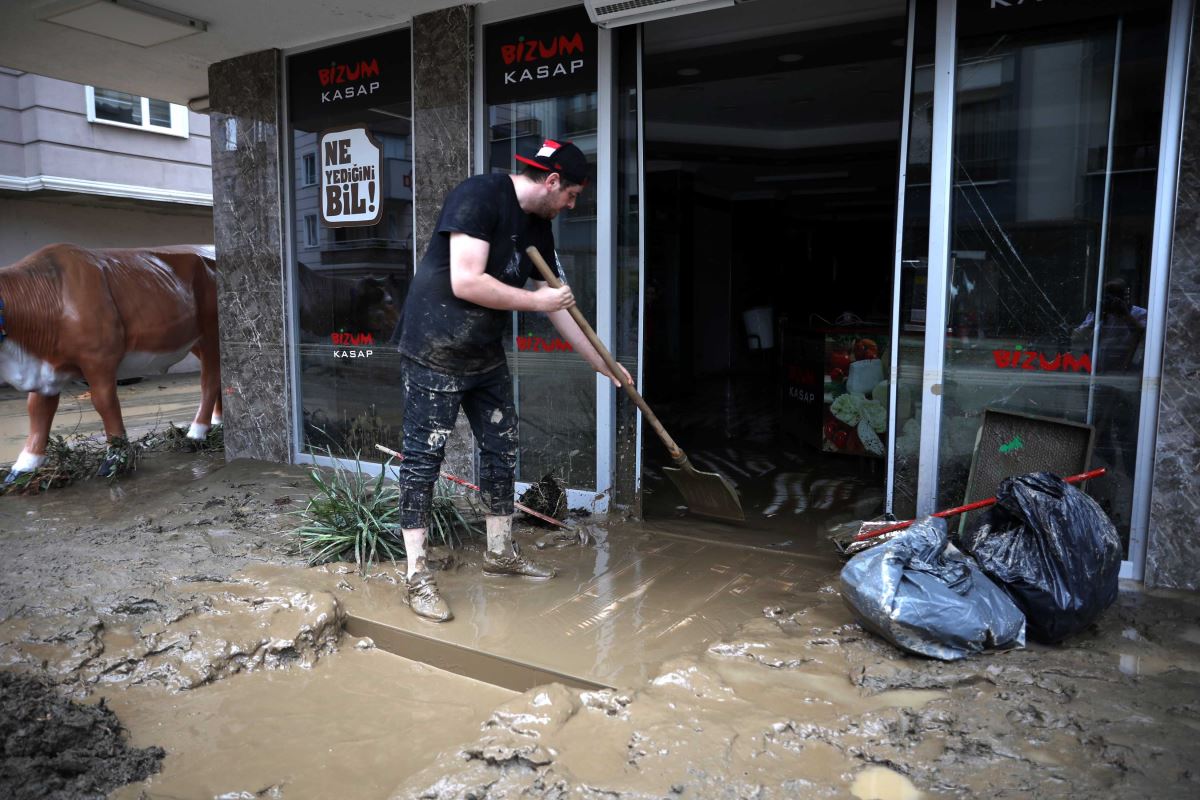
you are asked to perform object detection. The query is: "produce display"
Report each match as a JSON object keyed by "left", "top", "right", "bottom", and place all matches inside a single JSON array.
[{"left": 823, "top": 333, "right": 889, "bottom": 456}]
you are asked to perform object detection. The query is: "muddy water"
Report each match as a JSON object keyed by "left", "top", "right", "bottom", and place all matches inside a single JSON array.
[
  {"left": 390, "top": 572, "right": 1200, "bottom": 799},
  {"left": 4, "top": 453, "right": 1200, "bottom": 799},
  {"left": 105, "top": 648, "right": 511, "bottom": 800}
]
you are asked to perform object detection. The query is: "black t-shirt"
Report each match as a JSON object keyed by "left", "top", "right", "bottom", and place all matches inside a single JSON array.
[{"left": 399, "top": 173, "right": 558, "bottom": 374}]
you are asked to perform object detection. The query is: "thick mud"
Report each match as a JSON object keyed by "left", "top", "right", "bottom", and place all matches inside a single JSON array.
[
  {"left": 0, "top": 670, "right": 164, "bottom": 800},
  {"left": 2, "top": 452, "right": 1200, "bottom": 799},
  {"left": 392, "top": 581, "right": 1200, "bottom": 800}
]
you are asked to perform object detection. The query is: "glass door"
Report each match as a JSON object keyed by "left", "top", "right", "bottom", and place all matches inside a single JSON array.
[{"left": 906, "top": 0, "right": 1186, "bottom": 578}]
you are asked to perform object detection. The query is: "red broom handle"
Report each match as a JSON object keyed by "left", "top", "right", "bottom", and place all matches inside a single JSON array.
[
  {"left": 373, "top": 444, "right": 570, "bottom": 529},
  {"left": 854, "top": 467, "right": 1107, "bottom": 542}
]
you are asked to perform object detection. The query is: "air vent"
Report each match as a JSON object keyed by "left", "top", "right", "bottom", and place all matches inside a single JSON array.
[{"left": 584, "top": 0, "right": 744, "bottom": 29}]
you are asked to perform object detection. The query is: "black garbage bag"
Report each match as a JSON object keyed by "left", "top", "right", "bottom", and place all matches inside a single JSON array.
[
  {"left": 840, "top": 516, "right": 1026, "bottom": 661},
  {"left": 960, "top": 472, "right": 1121, "bottom": 644}
]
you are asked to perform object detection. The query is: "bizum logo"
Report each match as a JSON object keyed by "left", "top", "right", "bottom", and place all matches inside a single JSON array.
[
  {"left": 517, "top": 335, "right": 574, "bottom": 353},
  {"left": 318, "top": 59, "right": 380, "bottom": 87},
  {"left": 992, "top": 345, "right": 1092, "bottom": 374},
  {"left": 331, "top": 332, "right": 374, "bottom": 346},
  {"left": 500, "top": 33, "right": 586, "bottom": 65}
]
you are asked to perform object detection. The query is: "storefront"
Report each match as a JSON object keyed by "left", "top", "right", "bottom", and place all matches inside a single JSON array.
[{"left": 208, "top": 0, "right": 1197, "bottom": 587}]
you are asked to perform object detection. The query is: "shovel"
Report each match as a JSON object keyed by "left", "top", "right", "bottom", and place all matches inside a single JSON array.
[{"left": 526, "top": 246, "right": 744, "bottom": 523}]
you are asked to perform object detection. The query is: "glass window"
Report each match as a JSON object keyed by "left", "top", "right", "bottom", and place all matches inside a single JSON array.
[
  {"left": 302, "top": 153, "right": 317, "bottom": 187},
  {"left": 483, "top": 7, "right": 599, "bottom": 488},
  {"left": 287, "top": 29, "right": 414, "bottom": 459},
  {"left": 937, "top": 0, "right": 1170, "bottom": 553},
  {"left": 86, "top": 86, "right": 189, "bottom": 136}
]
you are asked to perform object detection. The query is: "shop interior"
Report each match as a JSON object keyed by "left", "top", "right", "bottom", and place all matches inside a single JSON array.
[{"left": 639, "top": 0, "right": 909, "bottom": 535}]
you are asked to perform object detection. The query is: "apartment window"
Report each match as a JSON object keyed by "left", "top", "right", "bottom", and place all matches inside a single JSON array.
[
  {"left": 304, "top": 214, "right": 319, "bottom": 248},
  {"left": 302, "top": 153, "right": 317, "bottom": 186},
  {"left": 86, "top": 86, "right": 189, "bottom": 137}
]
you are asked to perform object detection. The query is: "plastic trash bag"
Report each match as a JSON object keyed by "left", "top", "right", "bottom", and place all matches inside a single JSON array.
[
  {"left": 840, "top": 517, "right": 1026, "bottom": 661},
  {"left": 960, "top": 472, "right": 1121, "bottom": 644}
]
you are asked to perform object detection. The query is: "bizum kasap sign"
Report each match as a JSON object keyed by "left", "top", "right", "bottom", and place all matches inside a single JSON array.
[
  {"left": 484, "top": 6, "right": 596, "bottom": 105},
  {"left": 319, "top": 126, "right": 383, "bottom": 227}
]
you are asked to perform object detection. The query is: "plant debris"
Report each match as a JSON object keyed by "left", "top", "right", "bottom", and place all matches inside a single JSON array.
[
  {"left": 518, "top": 473, "right": 568, "bottom": 526},
  {"left": 289, "top": 450, "right": 482, "bottom": 573},
  {"left": 0, "top": 424, "right": 224, "bottom": 496}
]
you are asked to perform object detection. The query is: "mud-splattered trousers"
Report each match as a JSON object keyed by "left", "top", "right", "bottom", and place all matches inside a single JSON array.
[{"left": 399, "top": 358, "right": 518, "bottom": 528}]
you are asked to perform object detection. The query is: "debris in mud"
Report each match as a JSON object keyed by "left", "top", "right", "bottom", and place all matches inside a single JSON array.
[
  {"left": 0, "top": 669, "right": 164, "bottom": 799},
  {"left": 0, "top": 424, "right": 223, "bottom": 495},
  {"left": 1, "top": 583, "right": 345, "bottom": 692},
  {"left": 291, "top": 450, "right": 480, "bottom": 573},
  {"left": 518, "top": 474, "right": 568, "bottom": 526}
]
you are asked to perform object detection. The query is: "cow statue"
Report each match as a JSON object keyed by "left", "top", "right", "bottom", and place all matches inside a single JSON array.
[{"left": 0, "top": 243, "right": 221, "bottom": 480}]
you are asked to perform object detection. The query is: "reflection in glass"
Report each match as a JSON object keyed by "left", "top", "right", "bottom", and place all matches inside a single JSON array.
[
  {"left": 938, "top": 1, "right": 1169, "bottom": 552},
  {"left": 486, "top": 92, "right": 599, "bottom": 487},
  {"left": 287, "top": 33, "right": 414, "bottom": 461}
]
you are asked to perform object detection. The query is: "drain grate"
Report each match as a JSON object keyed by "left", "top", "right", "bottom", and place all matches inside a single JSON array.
[{"left": 346, "top": 616, "right": 611, "bottom": 693}]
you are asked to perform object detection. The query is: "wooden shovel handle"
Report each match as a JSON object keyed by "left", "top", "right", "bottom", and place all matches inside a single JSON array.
[{"left": 526, "top": 246, "right": 684, "bottom": 461}]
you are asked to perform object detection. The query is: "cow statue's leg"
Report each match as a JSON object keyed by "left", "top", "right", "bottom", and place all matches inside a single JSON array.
[
  {"left": 187, "top": 340, "right": 221, "bottom": 440},
  {"left": 3, "top": 391, "right": 60, "bottom": 482},
  {"left": 84, "top": 373, "right": 134, "bottom": 477}
]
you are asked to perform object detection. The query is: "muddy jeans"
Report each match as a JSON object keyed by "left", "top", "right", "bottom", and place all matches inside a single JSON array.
[{"left": 399, "top": 358, "right": 518, "bottom": 529}]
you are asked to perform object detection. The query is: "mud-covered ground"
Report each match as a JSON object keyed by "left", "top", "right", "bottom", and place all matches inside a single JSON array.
[{"left": 2, "top": 451, "right": 1200, "bottom": 799}]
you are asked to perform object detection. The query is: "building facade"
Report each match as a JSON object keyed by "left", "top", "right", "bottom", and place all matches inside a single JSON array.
[
  {"left": 1, "top": 0, "right": 1196, "bottom": 590},
  {"left": 0, "top": 69, "right": 213, "bottom": 266}
]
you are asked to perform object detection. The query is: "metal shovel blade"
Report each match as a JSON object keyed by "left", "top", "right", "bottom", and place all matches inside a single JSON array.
[{"left": 662, "top": 455, "right": 745, "bottom": 523}]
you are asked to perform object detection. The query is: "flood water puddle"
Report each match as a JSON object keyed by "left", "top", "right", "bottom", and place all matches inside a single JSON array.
[{"left": 104, "top": 647, "right": 512, "bottom": 800}]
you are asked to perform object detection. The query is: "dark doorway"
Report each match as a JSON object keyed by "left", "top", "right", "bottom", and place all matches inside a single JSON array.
[{"left": 641, "top": 0, "right": 909, "bottom": 544}]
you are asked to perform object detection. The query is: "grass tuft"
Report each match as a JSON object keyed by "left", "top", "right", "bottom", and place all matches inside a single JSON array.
[{"left": 289, "top": 448, "right": 481, "bottom": 573}]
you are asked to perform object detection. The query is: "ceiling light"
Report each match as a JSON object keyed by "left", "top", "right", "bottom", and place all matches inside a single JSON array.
[
  {"left": 778, "top": 54, "right": 804, "bottom": 63},
  {"left": 677, "top": 67, "right": 701, "bottom": 77},
  {"left": 45, "top": 0, "right": 207, "bottom": 48}
]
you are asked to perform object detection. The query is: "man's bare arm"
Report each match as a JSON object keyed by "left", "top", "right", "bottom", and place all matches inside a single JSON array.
[
  {"left": 545, "top": 299, "right": 634, "bottom": 388},
  {"left": 449, "top": 233, "right": 573, "bottom": 313}
]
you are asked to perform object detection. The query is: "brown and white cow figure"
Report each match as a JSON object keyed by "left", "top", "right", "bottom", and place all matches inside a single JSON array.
[{"left": 0, "top": 244, "right": 221, "bottom": 479}]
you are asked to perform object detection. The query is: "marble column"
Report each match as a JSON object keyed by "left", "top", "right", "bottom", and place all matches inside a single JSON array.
[
  {"left": 1147, "top": 12, "right": 1200, "bottom": 590},
  {"left": 412, "top": 5, "right": 476, "bottom": 480},
  {"left": 207, "top": 50, "right": 294, "bottom": 464}
]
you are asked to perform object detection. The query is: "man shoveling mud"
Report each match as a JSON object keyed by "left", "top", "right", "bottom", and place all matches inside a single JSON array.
[{"left": 396, "top": 140, "right": 630, "bottom": 622}]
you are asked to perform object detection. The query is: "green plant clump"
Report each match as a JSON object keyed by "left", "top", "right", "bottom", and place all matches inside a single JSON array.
[{"left": 291, "top": 452, "right": 481, "bottom": 573}]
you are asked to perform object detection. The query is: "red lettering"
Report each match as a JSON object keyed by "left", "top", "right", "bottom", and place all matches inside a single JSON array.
[
  {"left": 347, "top": 62, "right": 361, "bottom": 81},
  {"left": 1061, "top": 353, "right": 1092, "bottom": 373},
  {"left": 525, "top": 42, "right": 538, "bottom": 62},
  {"left": 559, "top": 33, "right": 585, "bottom": 55},
  {"left": 538, "top": 39, "right": 558, "bottom": 59},
  {"left": 360, "top": 59, "right": 379, "bottom": 79},
  {"left": 992, "top": 350, "right": 1014, "bottom": 368},
  {"left": 1022, "top": 351, "right": 1038, "bottom": 370},
  {"left": 1039, "top": 353, "right": 1062, "bottom": 371},
  {"left": 517, "top": 336, "right": 533, "bottom": 351},
  {"left": 319, "top": 68, "right": 333, "bottom": 87}
]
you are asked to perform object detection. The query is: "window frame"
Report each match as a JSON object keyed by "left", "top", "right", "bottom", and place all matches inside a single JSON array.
[
  {"left": 303, "top": 214, "right": 319, "bottom": 248},
  {"left": 302, "top": 152, "right": 318, "bottom": 187},
  {"left": 85, "top": 86, "right": 190, "bottom": 138}
]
